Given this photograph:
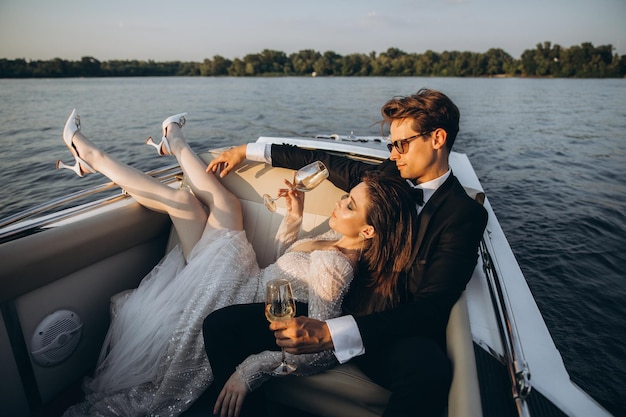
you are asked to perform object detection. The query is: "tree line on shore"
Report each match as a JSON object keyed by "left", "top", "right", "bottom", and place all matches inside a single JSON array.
[{"left": 2, "top": 42, "right": 624, "bottom": 78}]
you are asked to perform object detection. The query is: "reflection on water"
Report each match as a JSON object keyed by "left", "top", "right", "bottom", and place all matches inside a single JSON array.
[{"left": 1, "top": 76, "right": 625, "bottom": 415}]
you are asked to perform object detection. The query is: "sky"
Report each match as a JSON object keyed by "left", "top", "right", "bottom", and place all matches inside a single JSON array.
[{"left": 0, "top": 0, "right": 624, "bottom": 62}]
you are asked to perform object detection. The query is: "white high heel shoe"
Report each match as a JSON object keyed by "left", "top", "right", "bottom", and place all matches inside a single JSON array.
[
  {"left": 56, "top": 109, "right": 96, "bottom": 177},
  {"left": 145, "top": 112, "right": 187, "bottom": 155}
]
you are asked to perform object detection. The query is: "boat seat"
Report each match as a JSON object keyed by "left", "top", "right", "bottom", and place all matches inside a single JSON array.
[{"left": 167, "top": 153, "right": 483, "bottom": 417}]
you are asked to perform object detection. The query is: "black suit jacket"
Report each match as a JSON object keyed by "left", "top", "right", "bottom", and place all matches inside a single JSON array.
[{"left": 271, "top": 144, "right": 488, "bottom": 351}]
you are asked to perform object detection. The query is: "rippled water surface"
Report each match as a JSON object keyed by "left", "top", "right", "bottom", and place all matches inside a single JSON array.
[{"left": 1, "top": 77, "right": 625, "bottom": 415}]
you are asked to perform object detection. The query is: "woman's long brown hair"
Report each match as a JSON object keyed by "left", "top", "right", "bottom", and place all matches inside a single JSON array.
[{"left": 343, "top": 172, "right": 419, "bottom": 316}]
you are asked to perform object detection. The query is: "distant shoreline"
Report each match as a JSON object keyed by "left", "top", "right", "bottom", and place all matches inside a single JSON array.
[{"left": 2, "top": 42, "right": 624, "bottom": 79}]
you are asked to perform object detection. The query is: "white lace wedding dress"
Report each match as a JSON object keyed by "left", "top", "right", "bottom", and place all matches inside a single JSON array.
[{"left": 63, "top": 215, "right": 354, "bottom": 417}]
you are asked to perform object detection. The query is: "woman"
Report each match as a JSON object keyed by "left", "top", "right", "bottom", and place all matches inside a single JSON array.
[{"left": 58, "top": 110, "right": 419, "bottom": 416}]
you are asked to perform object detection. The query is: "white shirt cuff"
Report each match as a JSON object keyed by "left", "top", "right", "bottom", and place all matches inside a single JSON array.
[
  {"left": 326, "top": 315, "right": 364, "bottom": 363},
  {"left": 246, "top": 143, "right": 271, "bottom": 163}
]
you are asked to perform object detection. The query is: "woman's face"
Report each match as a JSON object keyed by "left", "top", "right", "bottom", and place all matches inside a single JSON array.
[{"left": 329, "top": 182, "right": 371, "bottom": 238}]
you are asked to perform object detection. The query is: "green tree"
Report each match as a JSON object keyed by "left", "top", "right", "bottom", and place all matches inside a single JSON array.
[
  {"left": 340, "top": 53, "right": 371, "bottom": 76},
  {"left": 313, "top": 51, "right": 341, "bottom": 76},
  {"left": 228, "top": 58, "right": 246, "bottom": 76},
  {"left": 413, "top": 50, "right": 438, "bottom": 76},
  {"left": 257, "top": 49, "right": 289, "bottom": 75},
  {"left": 371, "top": 47, "right": 408, "bottom": 75},
  {"left": 453, "top": 51, "right": 472, "bottom": 76},
  {"left": 200, "top": 55, "right": 231, "bottom": 76},
  {"left": 290, "top": 49, "right": 321, "bottom": 75},
  {"left": 78, "top": 56, "right": 101, "bottom": 76},
  {"left": 484, "top": 48, "right": 513, "bottom": 75}
]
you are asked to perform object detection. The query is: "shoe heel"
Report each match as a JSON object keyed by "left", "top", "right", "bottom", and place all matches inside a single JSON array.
[
  {"left": 146, "top": 136, "right": 170, "bottom": 156},
  {"left": 56, "top": 159, "right": 84, "bottom": 177}
]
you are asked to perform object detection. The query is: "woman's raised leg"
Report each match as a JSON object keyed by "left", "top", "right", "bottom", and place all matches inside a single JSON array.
[
  {"left": 58, "top": 111, "right": 207, "bottom": 259},
  {"left": 161, "top": 123, "right": 243, "bottom": 233}
]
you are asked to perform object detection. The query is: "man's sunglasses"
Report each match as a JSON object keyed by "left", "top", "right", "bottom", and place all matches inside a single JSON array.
[{"left": 386, "top": 131, "right": 433, "bottom": 154}]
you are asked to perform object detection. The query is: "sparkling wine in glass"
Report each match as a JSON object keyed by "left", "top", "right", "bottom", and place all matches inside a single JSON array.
[
  {"left": 265, "top": 279, "right": 297, "bottom": 375},
  {"left": 263, "top": 161, "right": 329, "bottom": 212}
]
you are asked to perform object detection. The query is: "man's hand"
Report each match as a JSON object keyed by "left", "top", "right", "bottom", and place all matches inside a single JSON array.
[
  {"left": 270, "top": 316, "right": 334, "bottom": 354},
  {"left": 206, "top": 144, "right": 247, "bottom": 178},
  {"left": 214, "top": 371, "right": 249, "bottom": 417}
]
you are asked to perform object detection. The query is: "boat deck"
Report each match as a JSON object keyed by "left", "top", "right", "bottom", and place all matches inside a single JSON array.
[{"left": 0, "top": 135, "right": 612, "bottom": 417}]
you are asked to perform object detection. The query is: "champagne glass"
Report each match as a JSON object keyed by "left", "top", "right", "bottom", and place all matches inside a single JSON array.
[
  {"left": 263, "top": 161, "right": 329, "bottom": 212},
  {"left": 265, "top": 279, "right": 297, "bottom": 375}
]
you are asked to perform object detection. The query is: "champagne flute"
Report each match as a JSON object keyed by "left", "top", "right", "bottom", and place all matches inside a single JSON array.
[
  {"left": 263, "top": 161, "right": 329, "bottom": 212},
  {"left": 265, "top": 279, "right": 297, "bottom": 375}
]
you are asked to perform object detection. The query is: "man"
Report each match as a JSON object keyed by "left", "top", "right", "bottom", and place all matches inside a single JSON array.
[{"left": 203, "top": 88, "right": 488, "bottom": 417}]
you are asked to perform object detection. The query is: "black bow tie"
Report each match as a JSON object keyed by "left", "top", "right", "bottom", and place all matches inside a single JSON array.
[{"left": 413, "top": 187, "right": 424, "bottom": 206}]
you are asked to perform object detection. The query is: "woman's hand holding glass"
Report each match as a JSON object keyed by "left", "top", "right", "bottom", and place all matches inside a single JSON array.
[
  {"left": 279, "top": 178, "right": 305, "bottom": 222},
  {"left": 263, "top": 161, "right": 328, "bottom": 211}
]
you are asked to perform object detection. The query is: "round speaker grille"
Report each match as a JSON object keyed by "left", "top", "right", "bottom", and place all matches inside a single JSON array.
[{"left": 31, "top": 310, "right": 82, "bottom": 367}]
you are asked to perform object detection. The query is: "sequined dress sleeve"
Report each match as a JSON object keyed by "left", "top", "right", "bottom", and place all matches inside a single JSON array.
[{"left": 236, "top": 215, "right": 354, "bottom": 391}]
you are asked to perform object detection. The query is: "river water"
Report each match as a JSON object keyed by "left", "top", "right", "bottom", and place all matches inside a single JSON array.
[{"left": 1, "top": 76, "right": 625, "bottom": 415}]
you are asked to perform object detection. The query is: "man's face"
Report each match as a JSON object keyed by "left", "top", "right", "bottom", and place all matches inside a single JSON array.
[{"left": 388, "top": 119, "right": 439, "bottom": 182}]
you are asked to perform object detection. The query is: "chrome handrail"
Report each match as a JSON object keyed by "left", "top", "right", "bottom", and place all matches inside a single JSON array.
[
  {"left": 0, "top": 163, "right": 182, "bottom": 241},
  {"left": 480, "top": 231, "right": 532, "bottom": 417}
]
